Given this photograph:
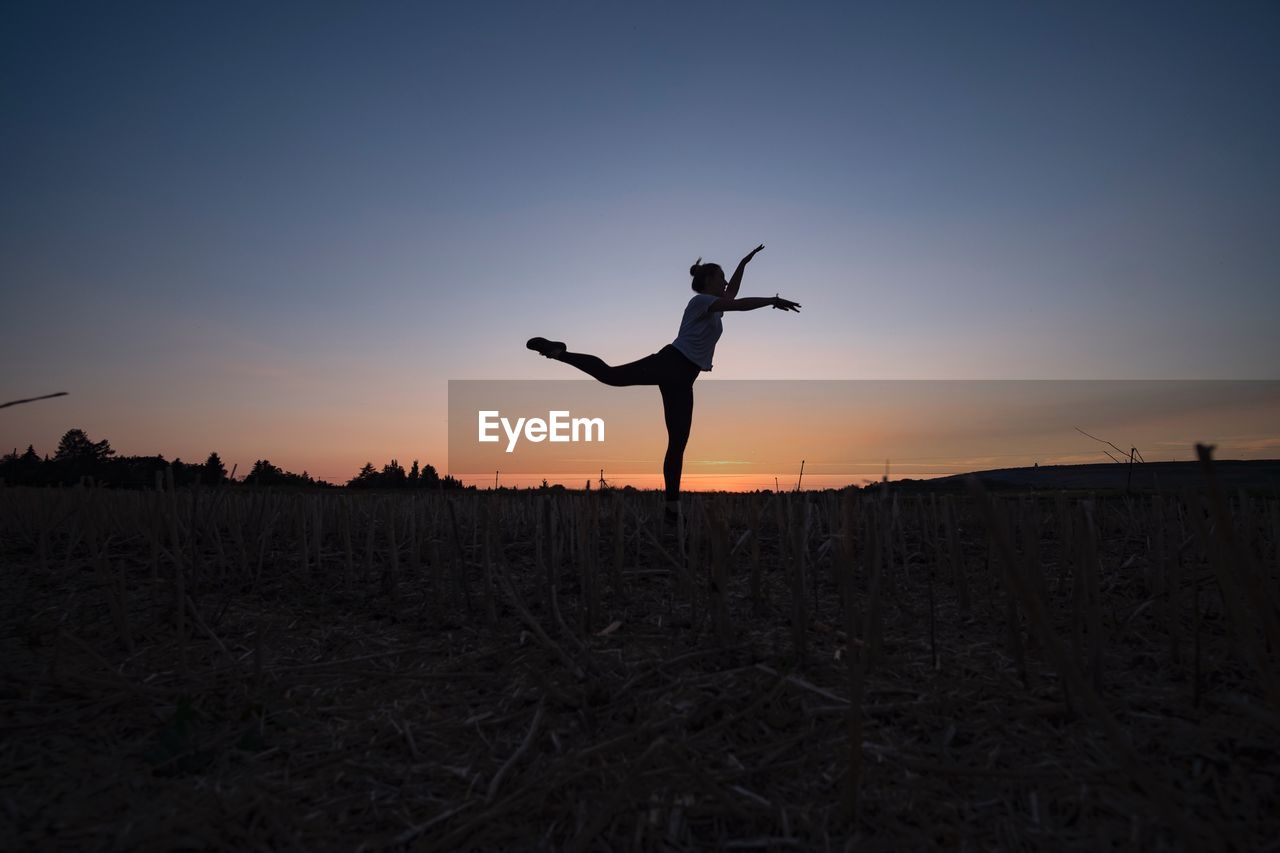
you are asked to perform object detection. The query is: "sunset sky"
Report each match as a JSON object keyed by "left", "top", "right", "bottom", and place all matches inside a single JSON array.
[{"left": 3, "top": 3, "right": 1278, "bottom": 486}]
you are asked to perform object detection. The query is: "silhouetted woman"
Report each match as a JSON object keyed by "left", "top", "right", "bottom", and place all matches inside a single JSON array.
[{"left": 527, "top": 244, "right": 800, "bottom": 522}]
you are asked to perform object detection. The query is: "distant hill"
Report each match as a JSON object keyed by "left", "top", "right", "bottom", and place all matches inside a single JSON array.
[{"left": 921, "top": 459, "right": 1280, "bottom": 492}]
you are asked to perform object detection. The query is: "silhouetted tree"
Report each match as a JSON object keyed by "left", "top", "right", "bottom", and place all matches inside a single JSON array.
[
  {"left": 205, "top": 452, "right": 228, "bottom": 484},
  {"left": 242, "top": 459, "right": 322, "bottom": 487},
  {"left": 245, "top": 459, "right": 284, "bottom": 485},
  {"left": 43, "top": 429, "right": 117, "bottom": 484},
  {"left": 381, "top": 459, "right": 406, "bottom": 487},
  {"left": 125, "top": 455, "right": 170, "bottom": 487},
  {"left": 54, "top": 429, "right": 114, "bottom": 463},
  {"left": 345, "top": 458, "right": 462, "bottom": 490},
  {"left": 348, "top": 462, "right": 378, "bottom": 488},
  {"left": 0, "top": 445, "right": 44, "bottom": 485}
]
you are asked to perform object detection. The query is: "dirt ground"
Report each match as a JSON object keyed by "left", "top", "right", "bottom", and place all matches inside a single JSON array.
[{"left": 1, "top": 489, "right": 1276, "bottom": 851}]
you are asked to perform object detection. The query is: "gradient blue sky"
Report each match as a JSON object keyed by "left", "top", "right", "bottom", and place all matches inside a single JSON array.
[{"left": 3, "top": 2, "right": 1278, "bottom": 483}]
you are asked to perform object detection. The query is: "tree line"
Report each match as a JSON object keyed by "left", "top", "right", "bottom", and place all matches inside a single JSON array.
[
  {"left": 346, "top": 458, "right": 464, "bottom": 490},
  {"left": 0, "top": 429, "right": 468, "bottom": 490}
]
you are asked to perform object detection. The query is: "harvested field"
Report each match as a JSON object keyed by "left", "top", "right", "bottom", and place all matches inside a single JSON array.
[{"left": 2, "top": 460, "right": 1277, "bottom": 851}]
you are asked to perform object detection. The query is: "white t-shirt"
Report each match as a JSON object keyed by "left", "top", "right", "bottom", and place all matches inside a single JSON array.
[{"left": 670, "top": 293, "right": 723, "bottom": 371}]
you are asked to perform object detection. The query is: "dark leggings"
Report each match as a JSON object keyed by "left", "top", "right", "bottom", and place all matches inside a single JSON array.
[{"left": 556, "top": 344, "right": 699, "bottom": 501}]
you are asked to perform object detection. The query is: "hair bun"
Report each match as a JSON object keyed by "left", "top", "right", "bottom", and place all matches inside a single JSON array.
[{"left": 689, "top": 257, "right": 703, "bottom": 277}]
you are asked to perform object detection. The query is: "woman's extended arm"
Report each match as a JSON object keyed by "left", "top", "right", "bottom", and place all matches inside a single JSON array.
[
  {"left": 726, "top": 244, "right": 764, "bottom": 299},
  {"left": 710, "top": 295, "right": 801, "bottom": 313}
]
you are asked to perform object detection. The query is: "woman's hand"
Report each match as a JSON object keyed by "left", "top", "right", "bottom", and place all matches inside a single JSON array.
[
  {"left": 745, "top": 244, "right": 765, "bottom": 262},
  {"left": 771, "top": 294, "right": 801, "bottom": 312}
]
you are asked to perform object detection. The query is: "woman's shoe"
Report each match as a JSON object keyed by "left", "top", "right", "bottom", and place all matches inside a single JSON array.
[{"left": 526, "top": 337, "right": 566, "bottom": 358}]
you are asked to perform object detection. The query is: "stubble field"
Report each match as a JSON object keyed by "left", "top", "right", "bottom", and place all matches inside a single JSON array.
[{"left": 1, "top": 467, "right": 1277, "bottom": 851}]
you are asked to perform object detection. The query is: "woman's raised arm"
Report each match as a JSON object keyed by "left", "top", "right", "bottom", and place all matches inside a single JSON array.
[{"left": 726, "top": 244, "right": 764, "bottom": 299}]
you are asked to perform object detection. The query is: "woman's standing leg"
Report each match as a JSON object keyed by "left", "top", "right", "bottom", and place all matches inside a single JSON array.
[{"left": 659, "top": 380, "right": 695, "bottom": 502}]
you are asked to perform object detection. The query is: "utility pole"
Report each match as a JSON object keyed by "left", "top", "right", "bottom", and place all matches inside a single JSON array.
[{"left": 795, "top": 459, "right": 805, "bottom": 491}]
